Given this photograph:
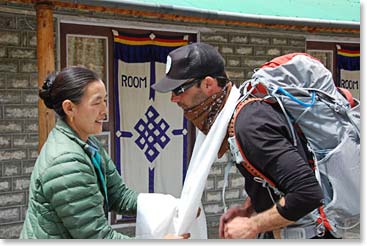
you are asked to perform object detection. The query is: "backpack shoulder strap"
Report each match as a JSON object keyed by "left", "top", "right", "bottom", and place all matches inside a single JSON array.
[{"left": 228, "top": 97, "right": 277, "bottom": 188}]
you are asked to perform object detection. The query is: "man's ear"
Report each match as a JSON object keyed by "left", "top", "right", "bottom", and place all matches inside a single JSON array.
[
  {"left": 201, "top": 76, "right": 221, "bottom": 96},
  {"left": 62, "top": 100, "right": 75, "bottom": 118}
]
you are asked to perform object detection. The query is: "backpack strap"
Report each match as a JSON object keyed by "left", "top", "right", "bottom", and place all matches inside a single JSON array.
[{"left": 228, "top": 97, "right": 277, "bottom": 189}]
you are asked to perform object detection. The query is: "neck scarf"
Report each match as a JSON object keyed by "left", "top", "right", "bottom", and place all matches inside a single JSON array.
[{"left": 184, "top": 83, "right": 232, "bottom": 158}]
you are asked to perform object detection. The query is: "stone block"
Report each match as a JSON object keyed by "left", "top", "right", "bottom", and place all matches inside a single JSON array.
[
  {"left": 7, "top": 74, "right": 29, "bottom": 88},
  {"left": 0, "top": 192, "right": 25, "bottom": 207},
  {"left": 21, "top": 206, "right": 28, "bottom": 221},
  {"left": 20, "top": 60, "right": 37, "bottom": 73},
  {"left": 216, "top": 178, "right": 224, "bottom": 189},
  {"left": 229, "top": 165, "right": 238, "bottom": 174},
  {"left": 220, "top": 46, "right": 233, "bottom": 54},
  {"left": 0, "top": 149, "right": 27, "bottom": 162},
  {"left": 206, "top": 191, "right": 221, "bottom": 202},
  {"left": 29, "top": 148, "right": 38, "bottom": 159},
  {"left": 272, "top": 37, "right": 287, "bottom": 45},
  {"left": 243, "top": 57, "right": 268, "bottom": 68},
  {"left": 0, "top": 31, "right": 20, "bottom": 46},
  {"left": 0, "top": 135, "right": 11, "bottom": 148},
  {"left": 235, "top": 46, "right": 253, "bottom": 55},
  {"left": 230, "top": 176, "right": 245, "bottom": 187},
  {"left": 0, "top": 59, "right": 18, "bottom": 73},
  {"left": 230, "top": 35, "right": 248, "bottom": 44},
  {"left": 0, "top": 222, "right": 23, "bottom": 239},
  {"left": 29, "top": 73, "right": 38, "bottom": 88},
  {"left": 16, "top": 16, "right": 37, "bottom": 31},
  {"left": 21, "top": 160, "right": 35, "bottom": 175},
  {"left": 3, "top": 161, "right": 22, "bottom": 176},
  {"left": 250, "top": 36, "right": 270, "bottom": 45},
  {"left": 0, "top": 14, "right": 16, "bottom": 29},
  {"left": 201, "top": 34, "right": 228, "bottom": 43},
  {"left": 23, "top": 120, "right": 38, "bottom": 133},
  {"left": 227, "top": 56, "right": 241, "bottom": 67},
  {"left": 0, "top": 120, "right": 22, "bottom": 133},
  {"left": 226, "top": 69, "right": 244, "bottom": 79},
  {"left": 205, "top": 215, "right": 220, "bottom": 228},
  {"left": 0, "top": 178, "right": 12, "bottom": 192},
  {"left": 28, "top": 31, "right": 37, "bottom": 47},
  {"left": 209, "top": 165, "right": 222, "bottom": 176},
  {"left": 0, "top": 207, "right": 20, "bottom": 224},
  {"left": 13, "top": 134, "right": 38, "bottom": 148},
  {"left": 224, "top": 189, "right": 240, "bottom": 200},
  {"left": 22, "top": 89, "right": 38, "bottom": 104},
  {"left": 0, "top": 75, "right": 5, "bottom": 88},
  {"left": 254, "top": 47, "right": 266, "bottom": 56},
  {"left": 267, "top": 48, "right": 281, "bottom": 56},
  {"left": 282, "top": 47, "right": 304, "bottom": 54},
  {"left": 4, "top": 105, "right": 38, "bottom": 119},
  {"left": 203, "top": 203, "right": 224, "bottom": 214},
  {"left": 8, "top": 48, "right": 36, "bottom": 59},
  {"left": 0, "top": 47, "right": 6, "bottom": 58},
  {"left": 0, "top": 90, "right": 22, "bottom": 104},
  {"left": 205, "top": 177, "right": 215, "bottom": 190},
  {"left": 13, "top": 177, "right": 30, "bottom": 191},
  {"left": 289, "top": 39, "right": 305, "bottom": 47}
]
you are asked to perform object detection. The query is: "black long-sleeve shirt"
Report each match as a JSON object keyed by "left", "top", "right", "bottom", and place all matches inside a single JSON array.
[{"left": 234, "top": 100, "right": 324, "bottom": 221}]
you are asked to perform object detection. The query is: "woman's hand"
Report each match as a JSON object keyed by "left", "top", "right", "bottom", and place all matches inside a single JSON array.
[{"left": 163, "top": 233, "right": 190, "bottom": 239}]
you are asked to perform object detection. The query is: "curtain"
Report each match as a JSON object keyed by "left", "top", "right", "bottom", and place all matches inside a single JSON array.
[
  {"left": 337, "top": 46, "right": 360, "bottom": 100},
  {"left": 113, "top": 31, "right": 189, "bottom": 197}
]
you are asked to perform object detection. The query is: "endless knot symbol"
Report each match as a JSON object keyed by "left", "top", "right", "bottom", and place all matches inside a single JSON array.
[{"left": 134, "top": 106, "right": 170, "bottom": 162}]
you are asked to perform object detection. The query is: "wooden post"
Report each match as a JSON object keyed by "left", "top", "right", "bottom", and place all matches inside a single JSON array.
[{"left": 36, "top": 1, "right": 55, "bottom": 152}]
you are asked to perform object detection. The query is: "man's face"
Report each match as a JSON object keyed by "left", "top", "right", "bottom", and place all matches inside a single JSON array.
[
  {"left": 170, "top": 76, "right": 222, "bottom": 110},
  {"left": 170, "top": 79, "right": 207, "bottom": 110}
]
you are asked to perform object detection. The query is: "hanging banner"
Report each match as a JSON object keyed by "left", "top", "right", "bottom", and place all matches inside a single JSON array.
[
  {"left": 113, "top": 31, "right": 189, "bottom": 197},
  {"left": 337, "top": 47, "right": 360, "bottom": 100}
]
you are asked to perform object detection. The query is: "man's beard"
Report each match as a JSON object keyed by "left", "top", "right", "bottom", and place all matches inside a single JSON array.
[{"left": 183, "top": 83, "right": 232, "bottom": 158}]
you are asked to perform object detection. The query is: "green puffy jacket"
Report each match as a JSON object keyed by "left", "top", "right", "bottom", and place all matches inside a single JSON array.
[{"left": 20, "top": 120, "right": 138, "bottom": 239}]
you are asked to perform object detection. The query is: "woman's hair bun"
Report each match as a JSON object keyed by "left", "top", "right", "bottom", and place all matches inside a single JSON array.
[{"left": 39, "top": 72, "right": 57, "bottom": 109}]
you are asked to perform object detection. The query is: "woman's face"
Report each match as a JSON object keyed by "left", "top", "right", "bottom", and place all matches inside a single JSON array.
[{"left": 70, "top": 80, "right": 107, "bottom": 141}]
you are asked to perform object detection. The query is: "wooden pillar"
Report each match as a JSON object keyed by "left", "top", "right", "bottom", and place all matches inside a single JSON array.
[{"left": 35, "top": 1, "right": 55, "bottom": 152}]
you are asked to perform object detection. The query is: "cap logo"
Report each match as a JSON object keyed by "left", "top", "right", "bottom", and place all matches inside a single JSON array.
[{"left": 165, "top": 55, "right": 172, "bottom": 75}]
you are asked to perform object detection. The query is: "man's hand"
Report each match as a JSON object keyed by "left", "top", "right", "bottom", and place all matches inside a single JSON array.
[
  {"left": 224, "top": 217, "right": 258, "bottom": 239},
  {"left": 219, "top": 197, "right": 254, "bottom": 238},
  {"left": 219, "top": 206, "right": 247, "bottom": 238}
]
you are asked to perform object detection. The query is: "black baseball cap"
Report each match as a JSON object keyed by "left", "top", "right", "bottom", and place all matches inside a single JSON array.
[{"left": 152, "top": 43, "right": 225, "bottom": 93}]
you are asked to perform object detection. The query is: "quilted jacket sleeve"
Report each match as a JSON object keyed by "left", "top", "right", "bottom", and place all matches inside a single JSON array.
[
  {"left": 42, "top": 152, "right": 133, "bottom": 239},
  {"left": 102, "top": 147, "right": 138, "bottom": 215}
]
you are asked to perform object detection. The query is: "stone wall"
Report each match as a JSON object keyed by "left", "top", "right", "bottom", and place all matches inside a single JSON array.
[{"left": 0, "top": 8, "right": 38, "bottom": 238}]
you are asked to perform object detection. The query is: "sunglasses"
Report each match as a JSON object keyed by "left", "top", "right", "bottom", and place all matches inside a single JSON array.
[{"left": 172, "top": 78, "right": 202, "bottom": 96}]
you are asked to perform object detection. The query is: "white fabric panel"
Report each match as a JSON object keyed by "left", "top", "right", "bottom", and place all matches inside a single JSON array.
[
  {"left": 117, "top": 60, "right": 185, "bottom": 197},
  {"left": 340, "top": 69, "right": 360, "bottom": 100}
]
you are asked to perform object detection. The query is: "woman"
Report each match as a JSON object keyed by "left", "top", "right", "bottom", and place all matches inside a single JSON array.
[{"left": 20, "top": 66, "right": 187, "bottom": 239}]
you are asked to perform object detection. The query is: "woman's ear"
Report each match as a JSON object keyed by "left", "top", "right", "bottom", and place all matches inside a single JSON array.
[{"left": 62, "top": 100, "right": 75, "bottom": 118}]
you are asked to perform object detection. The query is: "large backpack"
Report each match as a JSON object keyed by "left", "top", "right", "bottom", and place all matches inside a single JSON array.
[{"left": 227, "top": 53, "right": 360, "bottom": 239}]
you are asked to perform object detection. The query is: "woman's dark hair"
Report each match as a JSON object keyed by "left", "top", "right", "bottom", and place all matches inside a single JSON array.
[{"left": 39, "top": 66, "right": 101, "bottom": 118}]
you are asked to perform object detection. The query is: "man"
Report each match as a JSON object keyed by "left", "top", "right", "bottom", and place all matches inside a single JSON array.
[{"left": 152, "top": 42, "right": 328, "bottom": 239}]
